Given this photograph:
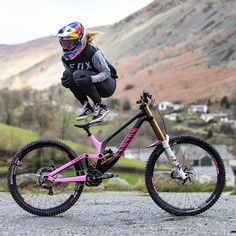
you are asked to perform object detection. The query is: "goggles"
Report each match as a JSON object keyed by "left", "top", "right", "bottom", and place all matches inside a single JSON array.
[{"left": 59, "top": 39, "right": 80, "bottom": 51}]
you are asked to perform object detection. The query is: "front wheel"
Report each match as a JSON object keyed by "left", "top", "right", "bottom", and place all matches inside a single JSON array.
[
  {"left": 145, "top": 136, "right": 225, "bottom": 216},
  {"left": 8, "top": 140, "right": 84, "bottom": 216}
]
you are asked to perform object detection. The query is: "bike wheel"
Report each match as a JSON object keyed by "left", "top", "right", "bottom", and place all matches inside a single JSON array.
[
  {"left": 8, "top": 140, "right": 84, "bottom": 216},
  {"left": 145, "top": 136, "right": 225, "bottom": 216}
]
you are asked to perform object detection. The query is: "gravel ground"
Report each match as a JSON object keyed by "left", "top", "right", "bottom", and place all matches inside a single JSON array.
[{"left": 0, "top": 191, "right": 235, "bottom": 236}]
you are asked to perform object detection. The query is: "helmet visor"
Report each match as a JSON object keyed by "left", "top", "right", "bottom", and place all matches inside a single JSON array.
[{"left": 59, "top": 39, "right": 80, "bottom": 51}]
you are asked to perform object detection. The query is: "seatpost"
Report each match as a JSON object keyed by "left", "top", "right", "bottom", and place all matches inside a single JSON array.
[{"left": 84, "top": 127, "right": 92, "bottom": 136}]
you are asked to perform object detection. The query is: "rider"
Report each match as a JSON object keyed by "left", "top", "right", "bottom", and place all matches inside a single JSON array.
[{"left": 57, "top": 21, "right": 118, "bottom": 122}]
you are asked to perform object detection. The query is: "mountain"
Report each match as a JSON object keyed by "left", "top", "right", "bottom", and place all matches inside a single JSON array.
[{"left": 0, "top": 0, "right": 236, "bottom": 103}]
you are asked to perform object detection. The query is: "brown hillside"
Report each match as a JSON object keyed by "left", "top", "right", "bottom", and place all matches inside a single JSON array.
[{"left": 0, "top": 0, "right": 236, "bottom": 103}]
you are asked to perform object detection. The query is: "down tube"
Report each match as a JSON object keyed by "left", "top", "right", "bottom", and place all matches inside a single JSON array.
[{"left": 97, "top": 116, "right": 147, "bottom": 173}]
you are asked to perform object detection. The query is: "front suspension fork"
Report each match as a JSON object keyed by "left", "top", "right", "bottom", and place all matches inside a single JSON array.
[
  {"left": 144, "top": 105, "right": 187, "bottom": 180},
  {"left": 162, "top": 135, "right": 187, "bottom": 180}
]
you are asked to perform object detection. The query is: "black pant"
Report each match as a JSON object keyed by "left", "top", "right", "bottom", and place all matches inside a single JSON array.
[{"left": 62, "top": 69, "right": 116, "bottom": 105}]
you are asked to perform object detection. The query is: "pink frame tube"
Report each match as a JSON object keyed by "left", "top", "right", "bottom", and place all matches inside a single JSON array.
[
  {"left": 47, "top": 153, "right": 102, "bottom": 183},
  {"left": 88, "top": 134, "right": 102, "bottom": 152}
]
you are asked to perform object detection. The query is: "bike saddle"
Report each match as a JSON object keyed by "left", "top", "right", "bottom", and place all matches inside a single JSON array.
[{"left": 74, "top": 120, "right": 102, "bottom": 129}]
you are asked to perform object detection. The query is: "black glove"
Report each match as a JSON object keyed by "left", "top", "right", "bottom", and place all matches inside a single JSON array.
[
  {"left": 75, "top": 75, "right": 92, "bottom": 87},
  {"left": 61, "top": 75, "right": 72, "bottom": 88}
]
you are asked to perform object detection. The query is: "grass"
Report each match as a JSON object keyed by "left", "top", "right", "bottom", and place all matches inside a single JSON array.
[
  {"left": 0, "top": 123, "right": 93, "bottom": 155},
  {"left": 0, "top": 123, "right": 39, "bottom": 151},
  {"left": 114, "top": 157, "right": 146, "bottom": 170},
  {"left": 116, "top": 172, "right": 143, "bottom": 185},
  {"left": 230, "top": 188, "right": 236, "bottom": 195},
  {"left": 0, "top": 166, "right": 8, "bottom": 175},
  {"left": 90, "top": 122, "right": 111, "bottom": 133}
]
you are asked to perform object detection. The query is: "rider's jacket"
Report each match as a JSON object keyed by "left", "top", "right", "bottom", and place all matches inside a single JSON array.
[{"left": 61, "top": 44, "right": 117, "bottom": 83}]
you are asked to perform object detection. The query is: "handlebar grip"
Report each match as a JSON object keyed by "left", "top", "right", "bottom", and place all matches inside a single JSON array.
[{"left": 143, "top": 91, "right": 152, "bottom": 99}]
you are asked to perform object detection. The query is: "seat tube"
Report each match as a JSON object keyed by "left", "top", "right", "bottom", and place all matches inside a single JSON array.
[{"left": 143, "top": 105, "right": 165, "bottom": 141}]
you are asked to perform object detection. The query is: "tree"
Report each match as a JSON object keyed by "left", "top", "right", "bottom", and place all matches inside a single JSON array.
[
  {"left": 18, "top": 106, "right": 36, "bottom": 128},
  {"left": 220, "top": 96, "right": 230, "bottom": 109},
  {"left": 59, "top": 110, "right": 71, "bottom": 139},
  {"left": 0, "top": 89, "right": 22, "bottom": 125}
]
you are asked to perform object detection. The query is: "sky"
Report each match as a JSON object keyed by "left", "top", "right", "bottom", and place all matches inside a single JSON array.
[{"left": 0, "top": 0, "right": 153, "bottom": 45}]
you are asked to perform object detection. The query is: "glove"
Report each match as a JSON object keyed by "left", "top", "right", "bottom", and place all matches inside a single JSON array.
[
  {"left": 75, "top": 75, "right": 92, "bottom": 87},
  {"left": 61, "top": 75, "right": 72, "bottom": 88}
]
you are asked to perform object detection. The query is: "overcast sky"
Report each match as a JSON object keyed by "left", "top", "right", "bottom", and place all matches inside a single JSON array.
[{"left": 0, "top": 0, "right": 153, "bottom": 45}]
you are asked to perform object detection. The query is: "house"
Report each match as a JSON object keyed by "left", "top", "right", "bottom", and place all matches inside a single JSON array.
[
  {"left": 188, "top": 104, "right": 208, "bottom": 114},
  {"left": 200, "top": 112, "right": 227, "bottom": 122},
  {"left": 221, "top": 117, "right": 236, "bottom": 126},
  {"left": 158, "top": 101, "right": 184, "bottom": 111},
  {"left": 164, "top": 113, "right": 179, "bottom": 121}
]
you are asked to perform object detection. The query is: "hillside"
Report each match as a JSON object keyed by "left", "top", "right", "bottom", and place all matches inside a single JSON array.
[{"left": 0, "top": 0, "right": 236, "bottom": 103}]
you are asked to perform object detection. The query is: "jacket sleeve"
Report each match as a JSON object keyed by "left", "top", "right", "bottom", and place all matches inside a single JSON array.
[{"left": 91, "top": 50, "right": 111, "bottom": 83}]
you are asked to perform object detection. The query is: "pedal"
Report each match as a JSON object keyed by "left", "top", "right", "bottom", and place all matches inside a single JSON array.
[{"left": 97, "top": 173, "right": 116, "bottom": 180}]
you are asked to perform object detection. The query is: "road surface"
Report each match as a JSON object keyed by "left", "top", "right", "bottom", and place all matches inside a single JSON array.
[{"left": 0, "top": 192, "right": 235, "bottom": 236}]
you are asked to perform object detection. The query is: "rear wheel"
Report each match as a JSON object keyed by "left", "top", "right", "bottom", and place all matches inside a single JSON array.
[
  {"left": 145, "top": 136, "right": 225, "bottom": 216},
  {"left": 8, "top": 140, "right": 84, "bottom": 216}
]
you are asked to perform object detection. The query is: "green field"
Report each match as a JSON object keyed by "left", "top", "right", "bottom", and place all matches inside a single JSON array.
[
  {"left": 0, "top": 123, "right": 39, "bottom": 151},
  {"left": 0, "top": 123, "right": 93, "bottom": 154}
]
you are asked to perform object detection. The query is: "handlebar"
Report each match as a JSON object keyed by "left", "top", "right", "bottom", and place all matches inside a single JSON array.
[{"left": 136, "top": 91, "right": 153, "bottom": 104}]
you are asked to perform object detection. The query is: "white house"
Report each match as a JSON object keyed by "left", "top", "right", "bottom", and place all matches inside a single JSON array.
[
  {"left": 200, "top": 112, "right": 227, "bottom": 122},
  {"left": 158, "top": 101, "right": 184, "bottom": 111},
  {"left": 188, "top": 104, "right": 208, "bottom": 114},
  {"left": 164, "top": 113, "right": 179, "bottom": 121},
  {"left": 221, "top": 117, "right": 236, "bottom": 126}
]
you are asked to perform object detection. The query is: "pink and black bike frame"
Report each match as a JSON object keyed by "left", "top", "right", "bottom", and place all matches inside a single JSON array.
[{"left": 47, "top": 111, "right": 148, "bottom": 183}]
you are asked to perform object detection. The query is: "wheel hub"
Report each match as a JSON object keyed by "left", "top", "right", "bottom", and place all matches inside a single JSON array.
[
  {"left": 36, "top": 166, "right": 55, "bottom": 189},
  {"left": 171, "top": 167, "right": 195, "bottom": 185}
]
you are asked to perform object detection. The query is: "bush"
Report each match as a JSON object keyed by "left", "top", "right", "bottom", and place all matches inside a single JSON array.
[
  {"left": 124, "top": 84, "right": 134, "bottom": 90},
  {"left": 206, "top": 129, "right": 213, "bottom": 139},
  {"left": 107, "top": 98, "right": 120, "bottom": 109},
  {"left": 220, "top": 96, "right": 231, "bottom": 109},
  {"left": 122, "top": 99, "right": 131, "bottom": 111}
]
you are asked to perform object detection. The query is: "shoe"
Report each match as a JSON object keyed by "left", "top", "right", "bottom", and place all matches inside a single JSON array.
[
  {"left": 92, "top": 104, "right": 109, "bottom": 122},
  {"left": 77, "top": 102, "right": 94, "bottom": 121}
]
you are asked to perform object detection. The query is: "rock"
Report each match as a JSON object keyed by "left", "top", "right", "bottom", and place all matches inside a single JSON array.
[
  {"left": 107, "top": 177, "right": 130, "bottom": 191},
  {"left": 16, "top": 173, "right": 37, "bottom": 187}
]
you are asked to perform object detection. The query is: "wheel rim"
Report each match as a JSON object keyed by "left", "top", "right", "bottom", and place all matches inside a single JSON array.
[{"left": 12, "top": 145, "right": 81, "bottom": 211}]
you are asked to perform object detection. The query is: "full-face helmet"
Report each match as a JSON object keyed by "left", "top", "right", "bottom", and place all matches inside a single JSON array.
[{"left": 57, "top": 22, "right": 87, "bottom": 60}]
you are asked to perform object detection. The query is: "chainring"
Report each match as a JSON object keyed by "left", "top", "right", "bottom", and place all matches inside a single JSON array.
[{"left": 85, "top": 168, "right": 103, "bottom": 187}]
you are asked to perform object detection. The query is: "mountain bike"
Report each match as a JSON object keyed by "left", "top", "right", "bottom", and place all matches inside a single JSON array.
[{"left": 8, "top": 91, "right": 225, "bottom": 216}]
